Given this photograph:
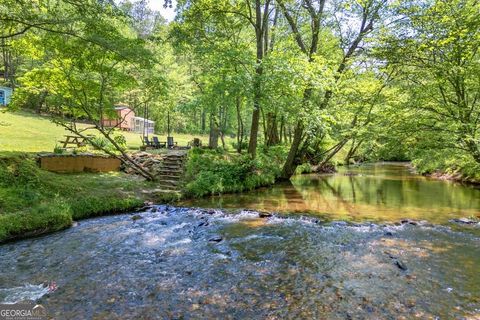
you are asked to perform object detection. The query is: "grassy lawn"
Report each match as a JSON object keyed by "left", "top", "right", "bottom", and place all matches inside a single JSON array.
[
  {"left": 0, "top": 153, "right": 168, "bottom": 242},
  {"left": 0, "top": 110, "right": 224, "bottom": 152}
]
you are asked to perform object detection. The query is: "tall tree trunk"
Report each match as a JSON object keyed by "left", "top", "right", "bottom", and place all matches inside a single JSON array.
[
  {"left": 209, "top": 112, "right": 219, "bottom": 148},
  {"left": 279, "top": 116, "right": 284, "bottom": 144},
  {"left": 236, "top": 95, "right": 244, "bottom": 153},
  {"left": 201, "top": 108, "right": 206, "bottom": 133},
  {"left": 35, "top": 91, "right": 48, "bottom": 114},
  {"left": 248, "top": 0, "right": 270, "bottom": 158},
  {"left": 266, "top": 112, "right": 280, "bottom": 146},
  {"left": 248, "top": 53, "right": 263, "bottom": 157},
  {"left": 261, "top": 107, "right": 267, "bottom": 141}
]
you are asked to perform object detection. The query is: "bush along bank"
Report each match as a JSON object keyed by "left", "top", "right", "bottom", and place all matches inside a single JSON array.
[
  {"left": 0, "top": 154, "right": 149, "bottom": 243},
  {"left": 182, "top": 146, "right": 288, "bottom": 197},
  {"left": 411, "top": 151, "right": 480, "bottom": 184}
]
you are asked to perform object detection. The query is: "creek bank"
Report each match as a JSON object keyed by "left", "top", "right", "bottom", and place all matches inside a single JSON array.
[
  {"left": 425, "top": 171, "right": 479, "bottom": 184},
  {"left": 0, "top": 153, "right": 181, "bottom": 244}
]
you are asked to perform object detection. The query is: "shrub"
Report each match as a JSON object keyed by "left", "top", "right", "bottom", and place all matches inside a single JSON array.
[
  {"left": 231, "top": 140, "right": 249, "bottom": 151},
  {"left": 295, "top": 163, "right": 313, "bottom": 175},
  {"left": 183, "top": 146, "right": 287, "bottom": 197}
]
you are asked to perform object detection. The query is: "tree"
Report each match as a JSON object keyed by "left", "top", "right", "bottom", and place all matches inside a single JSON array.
[
  {"left": 10, "top": 1, "right": 161, "bottom": 180},
  {"left": 380, "top": 0, "right": 480, "bottom": 167},
  {"left": 278, "top": 0, "right": 387, "bottom": 178}
]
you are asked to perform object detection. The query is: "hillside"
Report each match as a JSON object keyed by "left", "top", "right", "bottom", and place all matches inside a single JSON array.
[{"left": 0, "top": 110, "right": 209, "bottom": 153}]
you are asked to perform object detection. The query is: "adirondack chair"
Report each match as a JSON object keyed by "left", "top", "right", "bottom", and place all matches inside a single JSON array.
[
  {"left": 143, "top": 136, "right": 152, "bottom": 147},
  {"left": 152, "top": 136, "right": 166, "bottom": 149},
  {"left": 167, "top": 136, "right": 177, "bottom": 149}
]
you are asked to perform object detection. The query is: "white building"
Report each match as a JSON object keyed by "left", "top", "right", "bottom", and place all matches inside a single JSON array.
[
  {"left": 132, "top": 116, "right": 155, "bottom": 134},
  {"left": 0, "top": 86, "right": 12, "bottom": 106}
]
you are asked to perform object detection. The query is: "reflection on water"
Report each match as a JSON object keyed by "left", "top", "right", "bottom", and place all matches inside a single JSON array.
[
  {"left": 0, "top": 207, "right": 479, "bottom": 319},
  {"left": 181, "top": 162, "right": 480, "bottom": 224}
]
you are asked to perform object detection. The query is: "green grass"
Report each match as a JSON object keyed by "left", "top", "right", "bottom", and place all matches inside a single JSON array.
[
  {"left": 0, "top": 154, "right": 160, "bottom": 242},
  {"left": 0, "top": 110, "right": 226, "bottom": 152}
]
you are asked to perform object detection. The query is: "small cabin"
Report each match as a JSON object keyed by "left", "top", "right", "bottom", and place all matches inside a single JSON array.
[
  {"left": 101, "top": 106, "right": 136, "bottom": 131},
  {"left": 0, "top": 86, "right": 12, "bottom": 106}
]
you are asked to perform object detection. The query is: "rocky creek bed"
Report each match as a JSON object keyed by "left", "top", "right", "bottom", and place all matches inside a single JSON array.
[{"left": 0, "top": 206, "right": 479, "bottom": 319}]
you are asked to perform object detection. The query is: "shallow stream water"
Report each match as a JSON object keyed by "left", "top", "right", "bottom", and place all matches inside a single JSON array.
[
  {"left": 181, "top": 162, "right": 480, "bottom": 224},
  {"left": 0, "top": 163, "right": 479, "bottom": 319}
]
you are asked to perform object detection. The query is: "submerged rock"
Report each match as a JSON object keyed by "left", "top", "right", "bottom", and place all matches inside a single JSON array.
[
  {"left": 134, "top": 206, "right": 152, "bottom": 213},
  {"left": 208, "top": 236, "right": 223, "bottom": 243},
  {"left": 401, "top": 219, "right": 418, "bottom": 226},
  {"left": 131, "top": 215, "right": 143, "bottom": 221},
  {"left": 449, "top": 218, "right": 479, "bottom": 225},
  {"left": 394, "top": 260, "right": 408, "bottom": 271},
  {"left": 197, "top": 221, "right": 209, "bottom": 227},
  {"left": 258, "top": 211, "right": 273, "bottom": 218}
]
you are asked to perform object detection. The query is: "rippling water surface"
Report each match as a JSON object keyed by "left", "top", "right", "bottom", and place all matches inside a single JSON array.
[{"left": 0, "top": 206, "right": 479, "bottom": 319}]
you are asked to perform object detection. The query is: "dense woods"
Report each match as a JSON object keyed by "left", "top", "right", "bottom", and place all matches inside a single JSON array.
[{"left": 1, "top": 0, "right": 479, "bottom": 180}]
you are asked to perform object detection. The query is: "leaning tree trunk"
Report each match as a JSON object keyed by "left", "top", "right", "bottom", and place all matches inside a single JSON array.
[
  {"left": 280, "top": 120, "right": 304, "bottom": 179},
  {"left": 281, "top": 88, "right": 312, "bottom": 179},
  {"left": 57, "top": 122, "right": 155, "bottom": 181}
]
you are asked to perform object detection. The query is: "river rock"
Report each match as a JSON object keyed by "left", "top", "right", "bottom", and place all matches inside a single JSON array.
[
  {"left": 331, "top": 221, "right": 348, "bottom": 227},
  {"left": 135, "top": 206, "right": 152, "bottom": 213},
  {"left": 131, "top": 214, "right": 143, "bottom": 221},
  {"left": 401, "top": 219, "right": 418, "bottom": 226},
  {"left": 209, "top": 236, "right": 223, "bottom": 243},
  {"left": 258, "top": 211, "right": 273, "bottom": 218},
  {"left": 449, "top": 218, "right": 478, "bottom": 225},
  {"left": 395, "top": 260, "right": 408, "bottom": 271}
]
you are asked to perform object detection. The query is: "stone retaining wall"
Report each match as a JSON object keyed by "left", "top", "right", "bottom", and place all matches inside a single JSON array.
[{"left": 39, "top": 154, "right": 121, "bottom": 173}]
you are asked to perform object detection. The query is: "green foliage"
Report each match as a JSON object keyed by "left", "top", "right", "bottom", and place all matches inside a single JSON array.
[
  {"left": 0, "top": 155, "right": 41, "bottom": 188},
  {"left": 0, "top": 198, "right": 73, "bottom": 242},
  {"left": 231, "top": 140, "right": 249, "bottom": 151},
  {"left": 295, "top": 163, "right": 313, "bottom": 175},
  {"left": 183, "top": 147, "right": 287, "bottom": 197},
  {"left": 54, "top": 145, "right": 65, "bottom": 154},
  {"left": 70, "top": 196, "right": 142, "bottom": 220},
  {"left": 412, "top": 149, "right": 480, "bottom": 183},
  {"left": 0, "top": 154, "right": 146, "bottom": 242}
]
